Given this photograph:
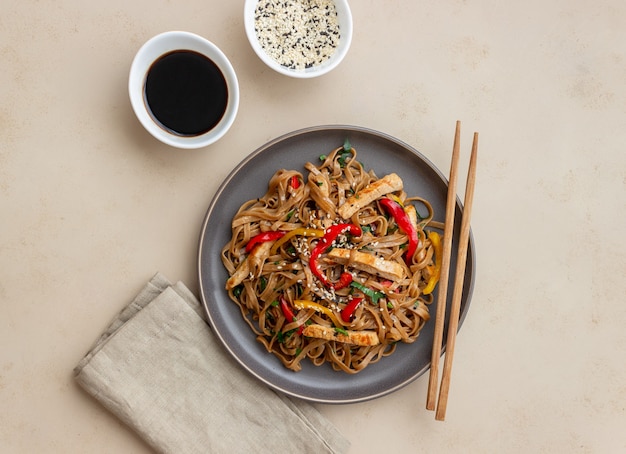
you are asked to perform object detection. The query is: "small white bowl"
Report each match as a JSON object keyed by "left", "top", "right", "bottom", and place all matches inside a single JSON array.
[
  {"left": 244, "top": 0, "right": 352, "bottom": 78},
  {"left": 129, "top": 31, "right": 239, "bottom": 149}
]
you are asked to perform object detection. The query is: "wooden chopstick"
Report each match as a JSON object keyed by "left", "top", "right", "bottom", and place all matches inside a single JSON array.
[
  {"left": 435, "top": 131, "right": 478, "bottom": 421},
  {"left": 426, "top": 121, "right": 461, "bottom": 411}
]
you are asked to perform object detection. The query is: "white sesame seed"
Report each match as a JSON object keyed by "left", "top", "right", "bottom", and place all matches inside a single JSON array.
[{"left": 254, "top": 0, "right": 340, "bottom": 70}]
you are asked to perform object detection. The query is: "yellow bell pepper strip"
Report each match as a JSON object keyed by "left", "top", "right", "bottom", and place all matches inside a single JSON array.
[
  {"left": 389, "top": 194, "right": 404, "bottom": 206},
  {"left": 294, "top": 299, "right": 341, "bottom": 327},
  {"left": 422, "top": 231, "right": 442, "bottom": 295},
  {"left": 309, "top": 223, "right": 362, "bottom": 289},
  {"left": 269, "top": 227, "right": 325, "bottom": 255},
  {"left": 245, "top": 231, "right": 286, "bottom": 253},
  {"left": 379, "top": 196, "right": 419, "bottom": 263}
]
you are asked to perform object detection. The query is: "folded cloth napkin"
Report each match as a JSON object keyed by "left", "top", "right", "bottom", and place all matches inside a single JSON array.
[{"left": 74, "top": 272, "right": 350, "bottom": 454}]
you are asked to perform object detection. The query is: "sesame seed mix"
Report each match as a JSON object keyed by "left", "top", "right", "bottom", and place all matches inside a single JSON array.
[{"left": 254, "top": 0, "right": 340, "bottom": 70}]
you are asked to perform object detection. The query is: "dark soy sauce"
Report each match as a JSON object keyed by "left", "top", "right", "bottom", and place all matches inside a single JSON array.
[{"left": 144, "top": 50, "right": 228, "bottom": 136}]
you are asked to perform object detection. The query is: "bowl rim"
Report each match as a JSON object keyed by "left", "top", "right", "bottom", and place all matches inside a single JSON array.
[
  {"left": 243, "top": 0, "right": 353, "bottom": 79},
  {"left": 128, "top": 31, "right": 239, "bottom": 149}
]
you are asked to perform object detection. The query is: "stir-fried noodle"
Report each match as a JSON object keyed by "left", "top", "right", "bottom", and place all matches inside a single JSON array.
[{"left": 221, "top": 144, "right": 442, "bottom": 373}]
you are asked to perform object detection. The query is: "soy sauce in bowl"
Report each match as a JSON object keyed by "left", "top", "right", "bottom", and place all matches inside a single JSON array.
[
  {"left": 144, "top": 50, "right": 228, "bottom": 137},
  {"left": 129, "top": 31, "right": 239, "bottom": 148}
]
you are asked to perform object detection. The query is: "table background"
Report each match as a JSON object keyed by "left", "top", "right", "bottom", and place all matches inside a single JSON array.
[{"left": 2, "top": 0, "right": 625, "bottom": 452}]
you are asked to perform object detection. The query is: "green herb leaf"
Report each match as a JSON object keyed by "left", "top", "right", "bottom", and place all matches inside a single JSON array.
[
  {"left": 350, "top": 281, "right": 384, "bottom": 304},
  {"left": 338, "top": 150, "right": 352, "bottom": 168},
  {"left": 277, "top": 329, "right": 295, "bottom": 344},
  {"left": 319, "top": 154, "right": 327, "bottom": 161},
  {"left": 335, "top": 327, "right": 349, "bottom": 336},
  {"left": 343, "top": 138, "right": 352, "bottom": 152}
]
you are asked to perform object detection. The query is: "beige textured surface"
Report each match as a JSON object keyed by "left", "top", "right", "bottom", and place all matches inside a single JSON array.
[{"left": 2, "top": 0, "right": 625, "bottom": 452}]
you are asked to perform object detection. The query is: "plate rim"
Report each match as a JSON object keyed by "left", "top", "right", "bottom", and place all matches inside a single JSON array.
[{"left": 197, "top": 124, "right": 475, "bottom": 404}]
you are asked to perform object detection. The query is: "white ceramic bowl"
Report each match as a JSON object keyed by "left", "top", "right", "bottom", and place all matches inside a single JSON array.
[
  {"left": 244, "top": 0, "right": 352, "bottom": 78},
  {"left": 129, "top": 31, "right": 239, "bottom": 149}
]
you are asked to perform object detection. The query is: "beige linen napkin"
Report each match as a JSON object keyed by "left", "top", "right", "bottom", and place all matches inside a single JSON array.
[{"left": 74, "top": 272, "right": 350, "bottom": 454}]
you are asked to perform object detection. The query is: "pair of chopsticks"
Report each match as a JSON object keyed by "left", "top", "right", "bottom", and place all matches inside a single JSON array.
[{"left": 426, "top": 121, "right": 478, "bottom": 421}]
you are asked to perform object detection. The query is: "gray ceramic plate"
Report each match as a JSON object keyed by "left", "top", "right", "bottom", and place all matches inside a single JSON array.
[{"left": 198, "top": 125, "right": 475, "bottom": 404}]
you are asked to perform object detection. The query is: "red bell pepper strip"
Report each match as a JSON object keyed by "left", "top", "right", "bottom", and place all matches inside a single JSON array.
[
  {"left": 279, "top": 296, "right": 303, "bottom": 334},
  {"left": 333, "top": 272, "right": 353, "bottom": 290},
  {"left": 290, "top": 175, "right": 300, "bottom": 189},
  {"left": 245, "top": 231, "right": 286, "bottom": 253},
  {"left": 379, "top": 197, "right": 418, "bottom": 263},
  {"left": 310, "top": 223, "right": 362, "bottom": 288},
  {"left": 340, "top": 297, "right": 363, "bottom": 323}
]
